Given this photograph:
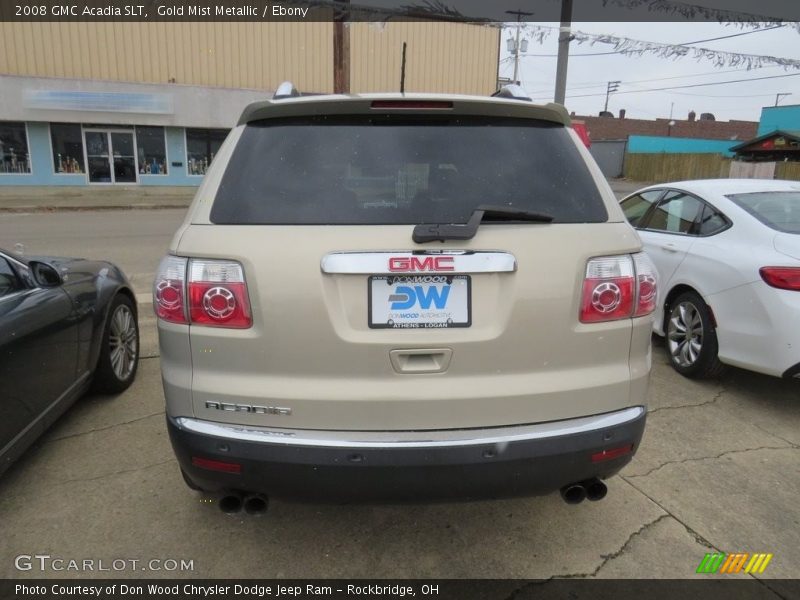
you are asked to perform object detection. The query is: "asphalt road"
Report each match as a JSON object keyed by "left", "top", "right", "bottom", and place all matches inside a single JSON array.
[
  {"left": 0, "top": 207, "right": 798, "bottom": 589},
  {"left": 0, "top": 208, "right": 186, "bottom": 299}
]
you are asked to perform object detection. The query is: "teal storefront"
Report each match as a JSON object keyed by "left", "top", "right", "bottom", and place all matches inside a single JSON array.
[
  {"left": 0, "top": 121, "right": 228, "bottom": 186},
  {"left": 0, "top": 76, "right": 268, "bottom": 187}
]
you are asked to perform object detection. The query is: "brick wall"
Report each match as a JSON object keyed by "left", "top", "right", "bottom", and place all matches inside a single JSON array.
[{"left": 574, "top": 114, "right": 758, "bottom": 143}]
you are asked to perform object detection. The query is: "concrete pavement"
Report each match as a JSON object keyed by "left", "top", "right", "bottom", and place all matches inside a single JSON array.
[
  {"left": 1, "top": 200, "right": 796, "bottom": 585},
  {"left": 1, "top": 327, "right": 797, "bottom": 581}
]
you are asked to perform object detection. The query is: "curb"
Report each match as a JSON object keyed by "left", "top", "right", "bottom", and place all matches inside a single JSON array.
[{"left": 0, "top": 204, "right": 190, "bottom": 213}]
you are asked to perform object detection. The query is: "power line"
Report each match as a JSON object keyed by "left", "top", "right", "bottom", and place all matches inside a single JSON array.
[
  {"left": 531, "top": 71, "right": 800, "bottom": 100},
  {"left": 523, "top": 65, "right": 782, "bottom": 95},
  {"left": 623, "top": 82, "right": 779, "bottom": 99},
  {"left": 514, "top": 24, "right": 788, "bottom": 58}
]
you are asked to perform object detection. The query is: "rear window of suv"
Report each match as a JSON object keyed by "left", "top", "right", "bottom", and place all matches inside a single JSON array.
[{"left": 211, "top": 116, "right": 607, "bottom": 225}]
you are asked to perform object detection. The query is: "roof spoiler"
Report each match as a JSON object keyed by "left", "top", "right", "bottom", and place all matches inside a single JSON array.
[
  {"left": 491, "top": 84, "right": 532, "bottom": 102},
  {"left": 273, "top": 81, "right": 301, "bottom": 100}
]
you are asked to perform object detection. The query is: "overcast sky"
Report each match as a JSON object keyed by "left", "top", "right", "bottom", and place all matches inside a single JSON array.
[{"left": 498, "top": 21, "right": 800, "bottom": 122}]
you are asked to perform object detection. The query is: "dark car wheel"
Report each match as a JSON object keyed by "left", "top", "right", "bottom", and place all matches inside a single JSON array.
[
  {"left": 93, "top": 294, "right": 139, "bottom": 393},
  {"left": 665, "top": 291, "right": 724, "bottom": 379}
]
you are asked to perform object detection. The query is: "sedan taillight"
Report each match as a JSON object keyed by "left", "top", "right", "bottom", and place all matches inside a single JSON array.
[
  {"left": 153, "top": 256, "right": 252, "bottom": 328},
  {"left": 153, "top": 255, "right": 188, "bottom": 324},
  {"left": 580, "top": 253, "right": 658, "bottom": 323},
  {"left": 760, "top": 267, "right": 800, "bottom": 291},
  {"left": 633, "top": 252, "right": 659, "bottom": 317}
]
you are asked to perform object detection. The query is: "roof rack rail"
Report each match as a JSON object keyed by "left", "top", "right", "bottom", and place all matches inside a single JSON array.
[
  {"left": 491, "top": 84, "right": 532, "bottom": 102},
  {"left": 273, "top": 81, "right": 301, "bottom": 100}
]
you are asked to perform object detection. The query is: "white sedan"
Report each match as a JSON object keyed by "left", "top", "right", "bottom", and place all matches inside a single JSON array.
[{"left": 620, "top": 178, "right": 799, "bottom": 379}]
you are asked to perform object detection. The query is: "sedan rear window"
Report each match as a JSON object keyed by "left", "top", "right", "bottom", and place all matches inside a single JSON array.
[
  {"left": 211, "top": 116, "right": 607, "bottom": 225},
  {"left": 727, "top": 191, "right": 800, "bottom": 234}
]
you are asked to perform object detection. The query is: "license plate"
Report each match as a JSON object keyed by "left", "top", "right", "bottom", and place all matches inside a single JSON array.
[{"left": 368, "top": 275, "right": 471, "bottom": 329}]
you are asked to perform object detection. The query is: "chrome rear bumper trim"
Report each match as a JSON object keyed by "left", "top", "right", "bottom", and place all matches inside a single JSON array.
[{"left": 174, "top": 406, "right": 644, "bottom": 449}]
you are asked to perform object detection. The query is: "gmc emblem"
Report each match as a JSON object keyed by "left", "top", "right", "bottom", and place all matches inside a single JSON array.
[{"left": 388, "top": 256, "right": 455, "bottom": 272}]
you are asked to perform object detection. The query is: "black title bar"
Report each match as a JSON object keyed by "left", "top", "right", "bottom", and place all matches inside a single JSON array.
[
  {"left": 2, "top": 0, "right": 800, "bottom": 23},
  {"left": 3, "top": 579, "right": 800, "bottom": 600}
]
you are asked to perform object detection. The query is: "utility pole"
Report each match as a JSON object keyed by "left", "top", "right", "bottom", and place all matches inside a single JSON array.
[
  {"left": 775, "top": 92, "right": 791, "bottom": 106},
  {"left": 333, "top": 0, "right": 350, "bottom": 94},
  {"left": 554, "top": 0, "right": 573, "bottom": 105},
  {"left": 604, "top": 80, "right": 621, "bottom": 112},
  {"left": 506, "top": 9, "right": 533, "bottom": 85},
  {"left": 400, "top": 42, "right": 407, "bottom": 93}
]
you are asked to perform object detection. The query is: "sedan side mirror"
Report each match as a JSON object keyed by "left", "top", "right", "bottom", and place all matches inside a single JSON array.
[{"left": 29, "top": 261, "right": 63, "bottom": 287}]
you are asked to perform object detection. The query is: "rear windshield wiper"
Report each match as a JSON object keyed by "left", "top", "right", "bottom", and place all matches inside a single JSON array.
[{"left": 412, "top": 205, "right": 553, "bottom": 243}]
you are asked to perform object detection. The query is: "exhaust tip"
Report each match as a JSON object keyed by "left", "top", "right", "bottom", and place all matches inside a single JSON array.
[
  {"left": 219, "top": 494, "right": 243, "bottom": 514},
  {"left": 243, "top": 494, "right": 269, "bottom": 515},
  {"left": 560, "top": 483, "right": 586, "bottom": 505},
  {"left": 584, "top": 478, "right": 608, "bottom": 502}
]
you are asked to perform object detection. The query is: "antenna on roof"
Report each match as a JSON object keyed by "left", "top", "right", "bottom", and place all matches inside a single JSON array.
[{"left": 273, "top": 81, "right": 300, "bottom": 100}]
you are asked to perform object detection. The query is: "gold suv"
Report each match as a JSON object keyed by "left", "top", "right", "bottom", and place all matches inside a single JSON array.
[{"left": 155, "top": 83, "right": 656, "bottom": 511}]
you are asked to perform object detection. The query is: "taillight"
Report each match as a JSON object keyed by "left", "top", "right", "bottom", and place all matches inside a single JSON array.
[
  {"left": 760, "top": 267, "right": 800, "bottom": 291},
  {"left": 580, "top": 253, "right": 658, "bottom": 323},
  {"left": 153, "top": 255, "right": 188, "bottom": 324},
  {"left": 153, "top": 256, "right": 252, "bottom": 328},
  {"left": 580, "top": 255, "right": 635, "bottom": 323},
  {"left": 633, "top": 253, "right": 658, "bottom": 317},
  {"left": 188, "top": 260, "right": 252, "bottom": 328}
]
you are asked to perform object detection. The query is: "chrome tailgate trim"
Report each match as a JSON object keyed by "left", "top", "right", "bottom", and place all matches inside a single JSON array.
[{"left": 321, "top": 251, "right": 516, "bottom": 274}]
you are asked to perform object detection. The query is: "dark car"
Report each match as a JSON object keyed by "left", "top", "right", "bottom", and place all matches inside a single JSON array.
[{"left": 0, "top": 248, "right": 139, "bottom": 476}]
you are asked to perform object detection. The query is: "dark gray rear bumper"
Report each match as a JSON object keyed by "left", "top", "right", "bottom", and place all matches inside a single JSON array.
[{"left": 167, "top": 406, "right": 646, "bottom": 501}]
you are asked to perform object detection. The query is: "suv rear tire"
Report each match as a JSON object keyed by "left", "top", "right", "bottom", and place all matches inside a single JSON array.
[{"left": 665, "top": 291, "right": 724, "bottom": 379}]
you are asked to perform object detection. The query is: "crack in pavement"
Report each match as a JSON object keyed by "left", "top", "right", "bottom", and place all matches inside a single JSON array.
[
  {"left": 748, "top": 422, "right": 800, "bottom": 450},
  {"left": 646, "top": 385, "right": 727, "bottom": 416},
  {"left": 621, "top": 476, "right": 717, "bottom": 551},
  {"left": 0, "top": 459, "right": 177, "bottom": 506},
  {"left": 589, "top": 513, "right": 672, "bottom": 577},
  {"left": 46, "top": 411, "right": 165, "bottom": 443},
  {"left": 503, "top": 513, "right": 672, "bottom": 597},
  {"left": 625, "top": 445, "right": 795, "bottom": 479},
  {"left": 55, "top": 458, "right": 176, "bottom": 486}
]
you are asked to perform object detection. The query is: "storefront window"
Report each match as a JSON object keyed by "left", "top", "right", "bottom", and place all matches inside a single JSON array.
[
  {"left": 136, "top": 126, "right": 168, "bottom": 175},
  {"left": 50, "top": 123, "right": 85, "bottom": 174},
  {"left": 0, "top": 122, "right": 31, "bottom": 174},
  {"left": 186, "top": 128, "right": 228, "bottom": 175}
]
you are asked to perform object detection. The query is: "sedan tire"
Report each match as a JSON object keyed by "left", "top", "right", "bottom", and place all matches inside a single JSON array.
[
  {"left": 93, "top": 294, "right": 140, "bottom": 393},
  {"left": 666, "top": 291, "right": 725, "bottom": 379}
]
